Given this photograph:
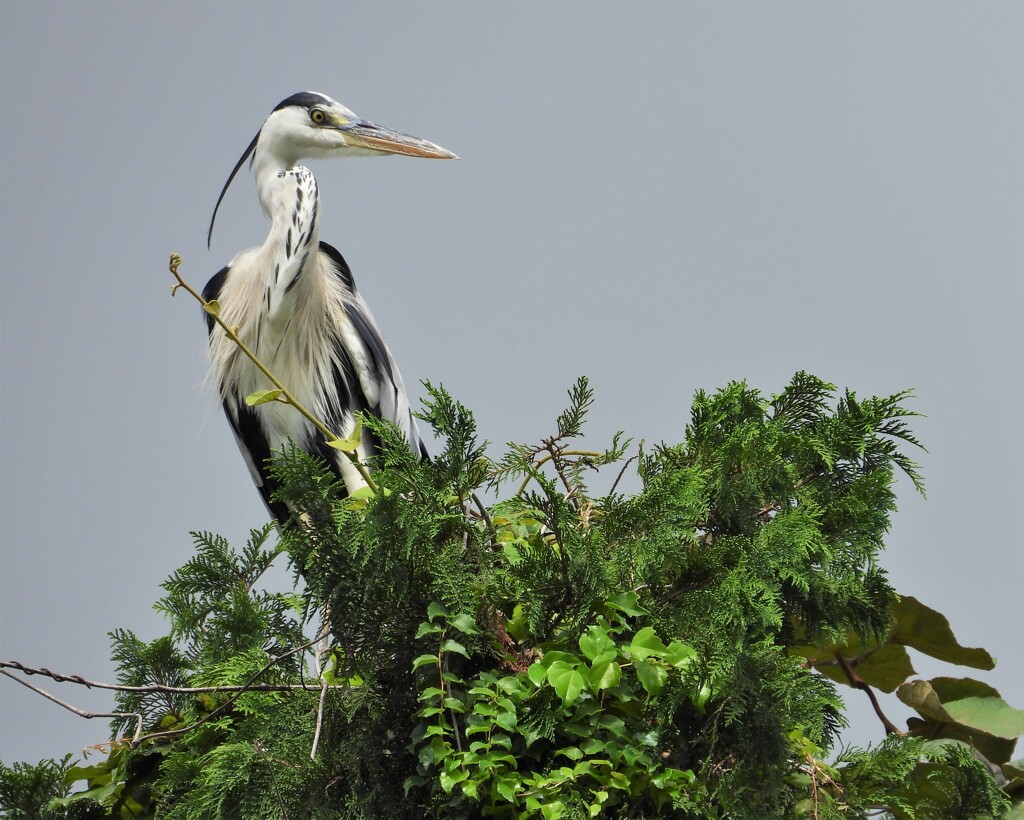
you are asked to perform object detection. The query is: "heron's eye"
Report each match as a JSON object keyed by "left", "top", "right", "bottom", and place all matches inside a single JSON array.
[{"left": 310, "top": 108, "right": 326, "bottom": 124}]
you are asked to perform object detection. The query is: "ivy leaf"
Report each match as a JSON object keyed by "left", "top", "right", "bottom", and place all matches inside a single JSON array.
[
  {"left": 636, "top": 659, "right": 668, "bottom": 696},
  {"left": 415, "top": 622, "right": 444, "bottom": 638},
  {"left": 548, "top": 661, "right": 586, "bottom": 708},
  {"left": 449, "top": 613, "right": 480, "bottom": 635},
  {"left": 665, "top": 641, "right": 697, "bottom": 669},
  {"left": 589, "top": 658, "right": 622, "bottom": 691},
  {"left": 528, "top": 663, "right": 547, "bottom": 688},
  {"left": 630, "top": 627, "right": 669, "bottom": 661},
  {"left": 427, "top": 602, "right": 449, "bottom": 622},
  {"left": 440, "top": 639, "right": 469, "bottom": 658},
  {"left": 579, "top": 625, "right": 615, "bottom": 661},
  {"left": 412, "top": 654, "right": 438, "bottom": 671},
  {"left": 606, "top": 592, "right": 649, "bottom": 617}
]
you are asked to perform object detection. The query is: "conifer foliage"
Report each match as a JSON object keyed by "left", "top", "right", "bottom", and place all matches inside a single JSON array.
[{"left": 2, "top": 374, "right": 1021, "bottom": 818}]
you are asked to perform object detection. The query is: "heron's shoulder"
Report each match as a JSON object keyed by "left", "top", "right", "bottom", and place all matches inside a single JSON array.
[
  {"left": 318, "top": 241, "right": 357, "bottom": 291},
  {"left": 203, "top": 265, "right": 229, "bottom": 302}
]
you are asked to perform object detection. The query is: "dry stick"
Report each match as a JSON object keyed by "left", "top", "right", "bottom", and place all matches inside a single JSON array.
[
  {"left": 0, "top": 660, "right": 336, "bottom": 695},
  {"left": 136, "top": 628, "right": 333, "bottom": 746},
  {"left": 254, "top": 740, "right": 291, "bottom": 820},
  {"left": 0, "top": 668, "right": 145, "bottom": 743},
  {"left": 168, "top": 253, "right": 377, "bottom": 494},
  {"left": 309, "top": 602, "right": 334, "bottom": 760},
  {"left": 608, "top": 447, "right": 641, "bottom": 497},
  {"left": 1, "top": 630, "right": 335, "bottom": 750}
]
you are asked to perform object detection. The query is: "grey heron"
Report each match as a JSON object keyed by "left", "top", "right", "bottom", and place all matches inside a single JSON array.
[{"left": 203, "top": 91, "right": 456, "bottom": 522}]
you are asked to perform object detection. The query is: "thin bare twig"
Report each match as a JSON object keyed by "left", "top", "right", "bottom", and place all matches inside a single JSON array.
[
  {"left": 835, "top": 654, "right": 903, "bottom": 736},
  {"left": 254, "top": 740, "right": 291, "bottom": 820},
  {"left": 0, "top": 660, "right": 335, "bottom": 695},
  {"left": 1, "top": 629, "right": 336, "bottom": 749},
  {"left": 609, "top": 447, "right": 642, "bottom": 497},
  {"left": 137, "top": 627, "right": 332, "bottom": 746},
  {"left": 0, "top": 668, "right": 144, "bottom": 743}
]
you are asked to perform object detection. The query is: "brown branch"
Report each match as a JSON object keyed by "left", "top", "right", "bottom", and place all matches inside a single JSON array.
[
  {"left": 1, "top": 627, "right": 343, "bottom": 749},
  {"left": 254, "top": 740, "right": 291, "bottom": 820},
  {"left": 0, "top": 659, "right": 334, "bottom": 695},
  {"left": 835, "top": 653, "right": 903, "bottom": 736},
  {"left": 132, "top": 629, "right": 331, "bottom": 746},
  {"left": 0, "top": 668, "right": 144, "bottom": 743},
  {"left": 609, "top": 447, "right": 641, "bottom": 497}
]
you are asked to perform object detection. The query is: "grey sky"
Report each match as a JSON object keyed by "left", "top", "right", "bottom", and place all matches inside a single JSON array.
[{"left": 1, "top": 3, "right": 1021, "bottom": 766}]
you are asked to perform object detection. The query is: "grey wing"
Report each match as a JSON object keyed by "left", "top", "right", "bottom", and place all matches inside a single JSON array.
[{"left": 320, "top": 242, "right": 429, "bottom": 459}]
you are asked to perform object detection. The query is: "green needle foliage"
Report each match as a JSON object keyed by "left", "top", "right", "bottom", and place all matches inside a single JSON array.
[{"left": 3, "top": 373, "right": 1020, "bottom": 819}]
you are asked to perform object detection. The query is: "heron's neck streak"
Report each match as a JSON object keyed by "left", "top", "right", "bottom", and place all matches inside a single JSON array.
[{"left": 250, "top": 148, "right": 322, "bottom": 305}]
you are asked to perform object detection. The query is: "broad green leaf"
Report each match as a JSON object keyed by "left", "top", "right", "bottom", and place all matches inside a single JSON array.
[
  {"left": 944, "top": 696, "right": 1024, "bottom": 739},
  {"left": 412, "top": 654, "right": 438, "bottom": 671},
  {"left": 598, "top": 714, "right": 626, "bottom": 737},
  {"left": 203, "top": 299, "right": 221, "bottom": 316},
  {"left": 630, "top": 627, "right": 669, "bottom": 660},
  {"left": 811, "top": 642, "right": 916, "bottom": 693},
  {"left": 245, "top": 388, "right": 283, "bottom": 406},
  {"left": 502, "top": 543, "right": 522, "bottom": 564},
  {"left": 606, "top": 591, "right": 649, "bottom": 617},
  {"left": 527, "top": 662, "right": 547, "bottom": 687},
  {"left": 899, "top": 677, "right": 1022, "bottom": 764},
  {"left": 636, "top": 659, "right": 668, "bottom": 696},
  {"left": 496, "top": 776, "right": 517, "bottom": 802},
  {"left": 427, "top": 602, "right": 449, "bottom": 622},
  {"left": 440, "top": 639, "right": 469, "bottom": 658},
  {"left": 449, "top": 613, "right": 480, "bottom": 635},
  {"left": 589, "top": 658, "right": 622, "bottom": 691},
  {"left": 548, "top": 660, "right": 586, "bottom": 708},
  {"left": 505, "top": 604, "right": 528, "bottom": 642},
  {"left": 579, "top": 625, "right": 615, "bottom": 661},
  {"left": 495, "top": 711, "right": 517, "bottom": 732},
  {"left": 415, "top": 622, "right": 444, "bottom": 638},
  {"left": 541, "top": 651, "right": 581, "bottom": 669},
  {"left": 665, "top": 640, "right": 697, "bottom": 669},
  {"left": 892, "top": 596, "right": 994, "bottom": 669}
]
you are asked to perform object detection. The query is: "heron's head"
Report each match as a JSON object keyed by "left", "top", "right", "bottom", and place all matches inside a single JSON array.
[
  {"left": 258, "top": 92, "right": 458, "bottom": 164},
  {"left": 208, "top": 91, "right": 457, "bottom": 245}
]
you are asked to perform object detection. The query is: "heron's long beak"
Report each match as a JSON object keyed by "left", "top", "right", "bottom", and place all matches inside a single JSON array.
[{"left": 338, "top": 120, "right": 458, "bottom": 159}]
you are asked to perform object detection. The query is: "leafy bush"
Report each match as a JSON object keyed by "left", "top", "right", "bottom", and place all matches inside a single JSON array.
[{"left": 3, "top": 375, "right": 1020, "bottom": 818}]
